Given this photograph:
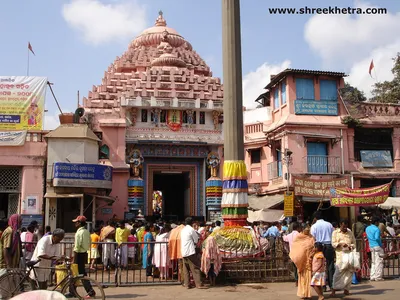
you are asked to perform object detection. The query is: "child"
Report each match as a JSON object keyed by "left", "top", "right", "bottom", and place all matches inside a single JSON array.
[
  {"left": 89, "top": 228, "right": 101, "bottom": 270},
  {"left": 127, "top": 229, "right": 137, "bottom": 266},
  {"left": 311, "top": 242, "right": 326, "bottom": 300}
]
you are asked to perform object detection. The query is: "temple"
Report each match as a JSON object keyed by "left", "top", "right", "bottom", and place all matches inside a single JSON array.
[{"left": 83, "top": 12, "right": 224, "bottom": 222}]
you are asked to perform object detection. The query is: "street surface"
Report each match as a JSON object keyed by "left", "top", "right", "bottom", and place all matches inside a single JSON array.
[{"left": 103, "top": 280, "right": 399, "bottom": 300}]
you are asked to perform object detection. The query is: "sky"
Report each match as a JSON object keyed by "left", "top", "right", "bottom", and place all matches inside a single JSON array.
[{"left": 1, "top": 0, "right": 400, "bottom": 130}]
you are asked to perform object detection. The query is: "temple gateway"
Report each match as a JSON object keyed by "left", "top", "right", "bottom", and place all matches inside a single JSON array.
[{"left": 83, "top": 12, "right": 224, "bottom": 222}]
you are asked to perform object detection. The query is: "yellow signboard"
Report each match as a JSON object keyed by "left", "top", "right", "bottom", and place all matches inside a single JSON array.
[
  {"left": 0, "top": 76, "right": 47, "bottom": 130},
  {"left": 284, "top": 192, "right": 294, "bottom": 217}
]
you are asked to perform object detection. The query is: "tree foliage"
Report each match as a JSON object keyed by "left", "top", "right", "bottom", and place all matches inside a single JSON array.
[
  {"left": 371, "top": 53, "right": 400, "bottom": 104},
  {"left": 340, "top": 82, "right": 367, "bottom": 103}
]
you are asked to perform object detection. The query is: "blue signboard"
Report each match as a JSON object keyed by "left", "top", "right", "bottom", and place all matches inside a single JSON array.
[
  {"left": 360, "top": 150, "right": 393, "bottom": 168},
  {"left": 53, "top": 162, "right": 113, "bottom": 189},
  {"left": 0, "top": 115, "right": 20, "bottom": 123},
  {"left": 294, "top": 100, "right": 338, "bottom": 116}
]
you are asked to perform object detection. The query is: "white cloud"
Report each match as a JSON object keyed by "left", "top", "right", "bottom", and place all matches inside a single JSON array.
[
  {"left": 62, "top": 0, "right": 147, "bottom": 45},
  {"left": 44, "top": 111, "right": 60, "bottom": 130},
  {"left": 242, "top": 60, "right": 291, "bottom": 109},
  {"left": 347, "top": 42, "right": 399, "bottom": 98},
  {"left": 304, "top": 0, "right": 400, "bottom": 68},
  {"left": 304, "top": 0, "right": 400, "bottom": 98}
]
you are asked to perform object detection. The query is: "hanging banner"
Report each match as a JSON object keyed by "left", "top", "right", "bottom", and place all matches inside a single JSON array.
[
  {"left": 0, "top": 76, "right": 47, "bottom": 130},
  {"left": 284, "top": 192, "right": 294, "bottom": 217},
  {"left": 330, "top": 183, "right": 391, "bottom": 207},
  {"left": 293, "top": 176, "right": 350, "bottom": 197},
  {"left": 0, "top": 130, "right": 27, "bottom": 146}
]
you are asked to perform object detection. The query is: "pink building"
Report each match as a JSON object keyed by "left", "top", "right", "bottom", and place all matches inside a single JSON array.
[
  {"left": 82, "top": 12, "right": 224, "bottom": 222},
  {"left": 245, "top": 68, "right": 400, "bottom": 222},
  {"left": 0, "top": 131, "right": 47, "bottom": 223}
]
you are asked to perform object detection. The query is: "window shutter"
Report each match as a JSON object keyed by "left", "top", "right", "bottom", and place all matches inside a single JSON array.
[
  {"left": 274, "top": 88, "right": 279, "bottom": 109},
  {"left": 320, "top": 80, "right": 337, "bottom": 101},
  {"left": 281, "top": 82, "right": 286, "bottom": 104},
  {"left": 296, "top": 78, "right": 314, "bottom": 100}
]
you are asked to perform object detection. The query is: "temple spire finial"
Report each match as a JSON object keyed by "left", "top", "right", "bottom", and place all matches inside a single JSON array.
[{"left": 155, "top": 10, "right": 166, "bottom": 26}]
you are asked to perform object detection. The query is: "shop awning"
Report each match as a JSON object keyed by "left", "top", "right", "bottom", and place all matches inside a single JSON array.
[
  {"left": 378, "top": 197, "right": 400, "bottom": 210},
  {"left": 87, "top": 194, "right": 116, "bottom": 205},
  {"left": 248, "top": 194, "right": 284, "bottom": 210},
  {"left": 44, "top": 192, "right": 84, "bottom": 198},
  {"left": 247, "top": 209, "right": 284, "bottom": 223}
]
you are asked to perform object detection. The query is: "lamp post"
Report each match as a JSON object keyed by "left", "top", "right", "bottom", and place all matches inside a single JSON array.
[{"left": 283, "top": 148, "right": 293, "bottom": 195}]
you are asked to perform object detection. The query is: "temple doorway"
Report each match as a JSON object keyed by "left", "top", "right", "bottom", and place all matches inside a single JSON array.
[{"left": 153, "top": 172, "right": 190, "bottom": 221}]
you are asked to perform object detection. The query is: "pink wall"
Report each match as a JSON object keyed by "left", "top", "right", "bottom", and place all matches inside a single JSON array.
[
  {"left": 0, "top": 132, "right": 47, "bottom": 214},
  {"left": 101, "top": 126, "right": 126, "bottom": 163}
]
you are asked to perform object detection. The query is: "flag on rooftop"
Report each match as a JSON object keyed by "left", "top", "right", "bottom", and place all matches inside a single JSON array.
[
  {"left": 28, "top": 42, "right": 35, "bottom": 56},
  {"left": 369, "top": 59, "right": 374, "bottom": 77}
]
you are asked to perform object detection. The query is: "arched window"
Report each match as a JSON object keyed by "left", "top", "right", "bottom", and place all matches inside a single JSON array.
[{"left": 100, "top": 144, "right": 110, "bottom": 159}]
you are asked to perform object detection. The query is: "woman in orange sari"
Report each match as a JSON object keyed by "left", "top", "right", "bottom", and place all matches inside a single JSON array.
[{"left": 289, "top": 226, "right": 315, "bottom": 299}]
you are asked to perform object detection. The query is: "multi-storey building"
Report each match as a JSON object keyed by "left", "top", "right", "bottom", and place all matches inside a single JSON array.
[{"left": 245, "top": 68, "right": 400, "bottom": 222}]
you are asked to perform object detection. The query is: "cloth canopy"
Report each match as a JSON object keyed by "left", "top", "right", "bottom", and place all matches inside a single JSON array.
[
  {"left": 378, "top": 197, "right": 400, "bottom": 210},
  {"left": 247, "top": 208, "right": 284, "bottom": 223}
]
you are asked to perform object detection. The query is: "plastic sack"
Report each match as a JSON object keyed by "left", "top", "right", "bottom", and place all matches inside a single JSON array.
[
  {"left": 349, "top": 251, "right": 361, "bottom": 270},
  {"left": 55, "top": 264, "right": 68, "bottom": 286}
]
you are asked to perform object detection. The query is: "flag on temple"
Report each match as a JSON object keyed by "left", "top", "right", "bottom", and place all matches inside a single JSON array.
[
  {"left": 369, "top": 59, "right": 374, "bottom": 77},
  {"left": 28, "top": 42, "right": 35, "bottom": 55}
]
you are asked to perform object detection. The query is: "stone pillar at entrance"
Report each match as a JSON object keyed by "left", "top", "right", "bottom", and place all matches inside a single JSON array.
[
  {"left": 127, "top": 149, "right": 145, "bottom": 212},
  {"left": 206, "top": 152, "right": 222, "bottom": 219},
  {"left": 221, "top": 0, "right": 248, "bottom": 227}
]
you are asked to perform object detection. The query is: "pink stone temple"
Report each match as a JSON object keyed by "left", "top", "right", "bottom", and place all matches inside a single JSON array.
[{"left": 83, "top": 12, "right": 224, "bottom": 221}]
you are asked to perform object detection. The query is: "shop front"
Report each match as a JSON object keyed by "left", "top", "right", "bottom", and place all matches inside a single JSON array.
[{"left": 45, "top": 162, "right": 114, "bottom": 232}]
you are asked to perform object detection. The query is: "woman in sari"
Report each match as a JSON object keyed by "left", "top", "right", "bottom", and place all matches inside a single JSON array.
[
  {"left": 331, "top": 219, "right": 356, "bottom": 297},
  {"left": 99, "top": 221, "right": 116, "bottom": 270},
  {"left": 289, "top": 226, "right": 315, "bottom": 299},
  {"left": 153, "top": 224, "right": 172, "bottom": 279},
  {"left": 142, "top": 223, "right": 155, "bottom": 276}
]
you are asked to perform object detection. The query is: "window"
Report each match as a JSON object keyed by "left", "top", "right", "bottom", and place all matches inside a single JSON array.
[
  {"left": 251, "top": 149, "right": 261, "bottom": 164},
  {"left": 274, "top": 88, "right": 279, "bottom": 109},
  {"left": 193, "top": 111, "right": 197, "bottom": 124},
  {"left": 160, "top": 110, "right": 166, "bottom": 123},
  {"left": 320, "top": 80, "right": 337, "bottom": 101},
  {"left": 141, "top": 109, "right": 148, "bottom": 122},
  {"left": 276, "top": 150, "right": 282, "bottom": 177},
  {"left": 99, "top": 144, "right": 110, "bottom": 159},
  {"left": 296, "top": 78, "right": 314, "bottom": 100},
  {"left": 306, "top": 142, "right": 328, "bottom": 173},
  {"left": 199, "top": 112, "right": 205, "bottom": 124},
  {"left": 281, "top": 82, "right": 286, "bottom": 104},
  {"left": 182, "top": 111, "right": 188, "bottom": 123}
]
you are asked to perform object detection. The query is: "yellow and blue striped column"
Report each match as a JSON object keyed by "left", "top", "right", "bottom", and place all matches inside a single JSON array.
[
  {"left": 222, "top": 160, "right": 248, "bottom": 226},
  {"left": 128, "top": 179, "right": 144, "bottom": 210}
]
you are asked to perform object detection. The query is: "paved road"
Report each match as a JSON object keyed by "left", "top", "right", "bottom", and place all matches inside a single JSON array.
[{"left": 103, "top": 280, "right": 400, "bottom": 300}]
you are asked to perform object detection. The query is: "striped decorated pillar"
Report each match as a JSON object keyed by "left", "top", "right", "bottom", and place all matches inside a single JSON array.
[
  {"left": 128, "top": 179, "right": 144, "bottom": 211},
  {"left": 222, "top": 160, "right": 248, "bottom": 226},
  {"left": 206, "top": 177, "right": 223, "bottom": 206}
]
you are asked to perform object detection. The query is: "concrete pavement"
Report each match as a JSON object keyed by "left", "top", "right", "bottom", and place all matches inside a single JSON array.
[{"left": 103, "top": 280, "right": 399, "bottom": 300}]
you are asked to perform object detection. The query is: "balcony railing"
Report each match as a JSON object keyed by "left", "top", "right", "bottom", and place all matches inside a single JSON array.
[
  {"left": 267, "top": 160, "right": 282, "bottom": 180},
  {"left": 304, "top": 155, "right": 341, "bottom": 174}
]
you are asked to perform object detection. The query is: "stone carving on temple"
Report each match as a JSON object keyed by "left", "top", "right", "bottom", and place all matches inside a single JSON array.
[
  {"left": 129, "top": 108, "right": 137, "bottom": 126},
  {"left": 207, "top": 152, "right": 221, "bottom": 177},
  {"left": 212, "top": 110, "right": 221, "bottom": 130},
  {"left": 127, "top": 149, "right": 144, "bottom": 177},
  {"left": 151, "top": 108, "right": 161, "bottom": 127},
  {"left": 186, "top": 110, "right": 194, "bottom": 128}
]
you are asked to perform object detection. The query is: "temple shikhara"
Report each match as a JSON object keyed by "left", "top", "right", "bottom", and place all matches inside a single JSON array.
[{"left": 83, "top": 12, "right": 224, "bottom": 221}]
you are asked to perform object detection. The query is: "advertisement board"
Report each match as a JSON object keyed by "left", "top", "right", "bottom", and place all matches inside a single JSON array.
[{"left": 0, "top": 76, "right": 47, "bottom": 130}]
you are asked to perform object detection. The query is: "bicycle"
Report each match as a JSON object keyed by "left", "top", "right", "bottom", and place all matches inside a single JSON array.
[{"left": 0, "top": 256, "right": 105, "bottom": 299}]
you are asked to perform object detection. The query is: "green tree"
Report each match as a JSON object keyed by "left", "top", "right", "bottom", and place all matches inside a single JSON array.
[
  {"left": 371, "top": 53, "right": 400, "bottom": 103},
  {"left": 340, "top": 82, "right": 367, "bottom": 103}
]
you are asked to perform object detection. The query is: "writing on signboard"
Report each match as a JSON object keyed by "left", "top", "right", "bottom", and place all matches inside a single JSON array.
[
  {"left": 360, "top": 150, "right": 393, "bottom": 168},
  {"left": 294, "top": 100, "right": 338, "bottom": 116}
]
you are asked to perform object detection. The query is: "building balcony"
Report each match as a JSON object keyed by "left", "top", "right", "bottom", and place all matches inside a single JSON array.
[
  {"left": 304, "top": 155, "right": 341, "bottom": 174},
  {"left": 245, "top": 123, "right": 263, "bottom": 134},
  {"left": 121, "top": 96, "right": 223, "bottom": 111},
  {"left": 267, "top": 160, "right": 282, "bottom": 180}
]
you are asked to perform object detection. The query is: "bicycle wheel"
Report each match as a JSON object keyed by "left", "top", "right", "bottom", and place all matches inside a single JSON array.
[
  {"left": 0, "top": 270, "right": 37, "bottom": 299},
  {"left": 61, "top": 276, "right": 105, "bottom": 300}
]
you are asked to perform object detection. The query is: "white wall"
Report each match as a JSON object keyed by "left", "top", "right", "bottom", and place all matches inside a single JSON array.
[
  {"left": 47, "top": 138, "right": 99, "bottom": 180},
  {"left": 243, "top": 107, "right": 271, "bottom": 124}
]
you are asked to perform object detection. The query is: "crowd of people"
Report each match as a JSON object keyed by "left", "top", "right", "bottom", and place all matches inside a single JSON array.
[
  {"left": 280, "top": 212, "right": 400, "bottom": 300},
  {"left": 0, "top": 210, "right": 399, "bottom": 298}
]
